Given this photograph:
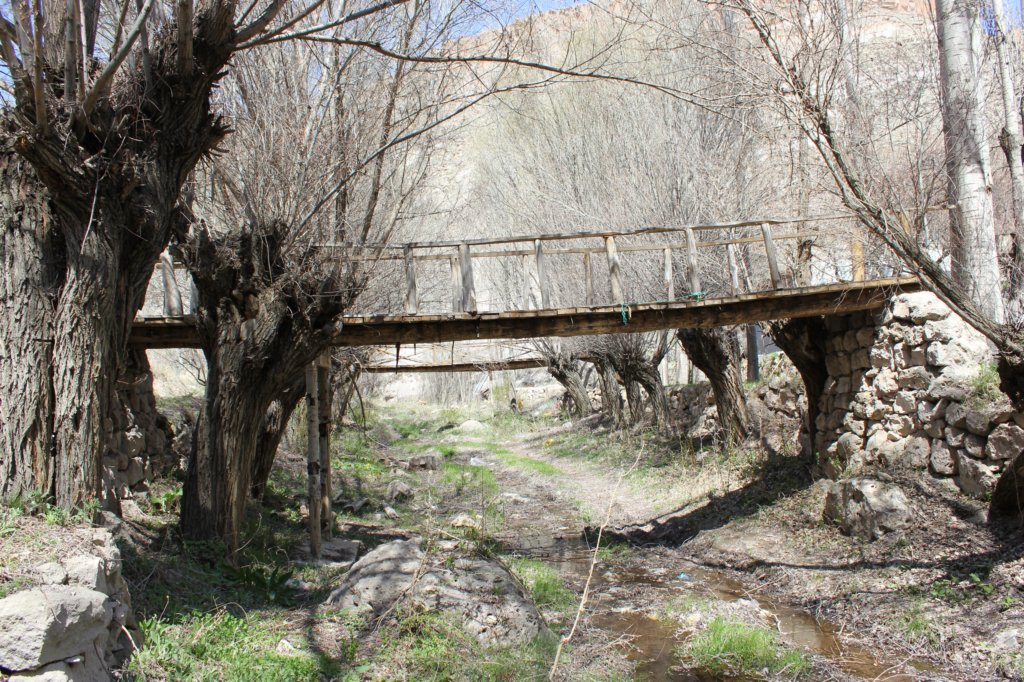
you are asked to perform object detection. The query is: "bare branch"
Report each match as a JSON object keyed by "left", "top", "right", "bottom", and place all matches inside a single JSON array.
[
  {"left": 81, "top": 0, "right": 155, "bottom": 117},
  {"left": 176, "top": 0, "right": 193, "bottom": 78}
]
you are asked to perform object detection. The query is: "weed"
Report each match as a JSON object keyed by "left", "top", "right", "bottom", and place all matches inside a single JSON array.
[
  {"left": 684, "top": 617, "right": 809, "bottom": 676},
  {"left": 130, "top": 610, "right": 339, "bottom": 681},
  {"left": 969, "top": 363, "right": 1001, "bottom": 407},
  {"left": 897, "top": 601, "right": 941, "bottom": 649},
  {"left": 495, "top": 451, "right": 560, "bottom": 476},
  {"left": 150, "top": 487, "right": 183, "bottom": 514},
  {"left": 596, "top": 540, "right": 631, "bottom": 561},
  {"left": 1000, "top": 595, "right": 1019, "bottom": 610},
  {"left": 509, "top": 558, "right": 575, "bottom": 612},
  {"left": 223, "top": 564, "right": 298, "bottom": 606},
  {"left": 659, "top": 592, "right": 712, "bottom": 619}
]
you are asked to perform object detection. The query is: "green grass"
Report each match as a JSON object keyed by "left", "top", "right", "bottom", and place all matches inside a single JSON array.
[
  {"left": 685, "top": 617, "right": 809, "bottom": 677},
  {"left": 596, "top": 540, "right": 631, "bottom": 561},
  {"left": 130, "top": 610, "right": 341, "bottom": 681},
  {"left": 509, "top": 558, "right": 576, "bottom": 612},
  {"left": 659, "top": 592, "right": 712, "bottom": 619},
  {"left": 440, "top": 462, "right": 499, "bottom": 497},
  {"left": 897, "top": 601, "right": 941, "bottom": 649},
  {"left": 384, "top": 611, "right": 557, "bottom": 681},
  {"left": 494, "top": 451, "right": 560, "bottom": 476}
]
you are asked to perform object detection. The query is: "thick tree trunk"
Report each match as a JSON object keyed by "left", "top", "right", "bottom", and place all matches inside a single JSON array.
[
  {"left": 251, "top": 381, "right": 303, "bottom": 501},
  {"left": 678, "top": 328, "right": 749, "bottom": 445},
  {"left": 547, "top": 356, "right": 593, "bottom": 418},
  {"left": 746, "top": 325, "right": 760, "bottom": 383},
  {"left": 995, "top": 354, "right": 1024, "bottom": 519},
  {"left": 624, "top": 379, "right": 644, "bottom": 425},
  {"left": 765, "top": 317, "right": 828, "bottom": 464},
  {"left": 936, "top": 0, "right": 1004, "bottom": 323},
  {"left": 596, "top": 361, "right": 625, "bottom": 425},
  {"left": 0, "top": 153, "right": 59, "bottom": 500},
  {"left": 634, "top": 365, "right": 671, "bottom": 429}
]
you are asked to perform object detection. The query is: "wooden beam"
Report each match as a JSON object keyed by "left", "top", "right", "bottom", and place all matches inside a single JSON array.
[
  {"left": 305, "top": 363, "right": 321, "bottom": 559},
  {"left": 684, "top": 228, "right": 701, "bottom": 295},
  {"left": 664, "top": 247, "right": 674, "bottom": 301},
  {"left": 761, "top": 223, "right": 783, "bottom": 289},
  {"left": 605, "top": 236, "right": 623, "bottom": 305},
  {"left": 534, "top": 240, "right": 550, "bottom": 309},
  {"left": 851, "top": 239, "right": 865, "bottom": 282},
  {"left": 363, "top": 358, "right": 550, "bottom": 373},
  {"left": 727, "top": 244, "right": 741, "bottom": 296},
  {"left": 130, "top": 278, "right": 922, "bottom": 349},
  {"left": 404, "top": 245, "right": 418, "bottom": 314},
  {"left": 160, "top": 253, "right": 183, "bottom": 317},
  {"left": 584, "top": 251, "right": 593, "bottom": 306},
  {"left": 449, "top": 256, "right": 460, "bottom": 313},
  {"left": 459, "top": 243, "right": 476, "bottom": 312}
]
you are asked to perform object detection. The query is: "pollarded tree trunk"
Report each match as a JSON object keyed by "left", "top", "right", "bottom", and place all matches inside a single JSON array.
[
  {"left": 0, "top": 153, "right": 59, "bottom": 499},
  {"left": 633, "top": 365, "right": 671, "bottom": 429},
  {"left": 678, "top": 328, "right": 749, "bottom": 445},
  {"left": 765, "top": 317, "right": 828, "bottom": 465},
  {"left": 596, "top": 361, "right": 625, "bottom": 426},
  {"left": 179, "top": 225, "right": 345, "bottom": 553},
  {"left": 624, "top": 379, "right": 644, "bottom": 426},
  {"left": 547, "top": 356, "right": 593, "bottom": 418}
]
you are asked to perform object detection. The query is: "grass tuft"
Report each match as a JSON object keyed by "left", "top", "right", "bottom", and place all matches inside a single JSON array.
[{"left": 685, "top": 617, "right": 809, "bottom": 677}]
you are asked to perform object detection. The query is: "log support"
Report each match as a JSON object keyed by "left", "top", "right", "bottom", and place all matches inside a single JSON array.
[{"left": 305, "top": 364, "right": 321, "bottom": 559}]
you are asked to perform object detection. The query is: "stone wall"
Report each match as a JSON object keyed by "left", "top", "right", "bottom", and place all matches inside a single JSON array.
[
  {"left": 816, "top": 292, "right": 1016, "bottom": 497},
  {"left": 0, "top": 524, "right": 141, "bottom": 680}
]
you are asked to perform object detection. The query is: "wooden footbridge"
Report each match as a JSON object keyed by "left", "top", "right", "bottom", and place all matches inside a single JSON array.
[{"left": 132, "top": 218, "right": 921, "bottom": 351}]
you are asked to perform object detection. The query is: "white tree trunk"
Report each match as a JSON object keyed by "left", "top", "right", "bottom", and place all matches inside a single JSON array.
[{"left": 936, "top": 0, "right": 1005, "bottom": 323}]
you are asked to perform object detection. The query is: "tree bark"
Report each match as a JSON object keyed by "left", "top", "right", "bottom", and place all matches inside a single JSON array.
[
  {"left": 596, "top": 360, "right": 625, "bottom": 426},
  {"left": 0, "top": 152, "right": 59, "bottom": 500},
  {"left": 678, "top": 327, "right": 749, "bottom": 445},
  {"left": 250, "top": 380, "right": 303, "bottom": 501},
  {"left": 764, "top": 317, "right": 828, "bottom": 465}
]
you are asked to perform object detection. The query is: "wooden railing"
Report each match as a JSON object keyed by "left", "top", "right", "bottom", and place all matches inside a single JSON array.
[{"left": 149, "top": 216, "right": 879, "bottom": 319}]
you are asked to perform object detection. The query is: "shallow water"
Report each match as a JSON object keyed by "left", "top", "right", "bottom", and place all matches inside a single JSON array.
[{"left": 502, "top": 533, "right": 934, "bottom": 681}]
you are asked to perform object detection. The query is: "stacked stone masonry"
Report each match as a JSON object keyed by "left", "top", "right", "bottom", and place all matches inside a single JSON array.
[{"left": 816, "top": 292, "right": 1014, "bottom": 497}]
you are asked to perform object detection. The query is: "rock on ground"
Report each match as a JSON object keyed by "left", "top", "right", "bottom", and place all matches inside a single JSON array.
[
  {"left": 823, "top": 477, "right": 913, "bottom": 540},
  {"left": 326, "top": 540, "right": 550, "bottom": 647}
]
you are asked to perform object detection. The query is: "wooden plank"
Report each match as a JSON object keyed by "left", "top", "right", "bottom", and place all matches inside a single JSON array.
[
  {"left": 449, "top": 256, "right": 460, "bottom": 313},
  {"left": 851, "top": 239, "right": 865, "bottom": 282},
  {"left": 404, "top": 245, "right": 418, "bottom": 314},
  {"left": 684, "top": 228, "right": 701, "bottom": 295},
  {"left": 459, "top": 243, "right": 476, "bottom": 312},
  {"left": 317, "top": 356, "right": 332, "bottom": 541},
  {"left": 727, "top": 244, "right": 741, "bottom": 295},
  {"left": 584, "top": 251, "right": 593, "bottom": 306},
  {"left": 160, "top": 252, "right": 183, "bottom": 317},
  {"left": 761, "top": 223, "right": 783, "bottom": 289},
  {"left": 129, "top": 277, "right": 922, "bottom": 349},
  {"left": 363, "top": 359, "right": 550, "bottom": 373},
  {"left": 535, "top": 240, "right": 550, "bottom": 308},
  {"left": 664, "top": 247, "right": 674, "bottom": 301},
  {"left": 189, "top": 280, "right": 199, "bottom": 315},
  {"left": 605, "top": 236, "right": 623, "bottom": 305},
  {"left": 305, "top": 363, "right": 321, "bottom": 559}
]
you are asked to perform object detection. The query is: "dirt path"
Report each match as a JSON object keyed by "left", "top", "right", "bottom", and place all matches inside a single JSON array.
[{"left": 450, "top": 425, "right": 966, "bottom": 682}]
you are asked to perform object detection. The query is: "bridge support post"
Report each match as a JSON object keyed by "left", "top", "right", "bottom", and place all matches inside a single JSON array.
[
  {"left": 534, "top": 240, "right": 550, "bottom": 308},
  {"left": 449, "top": 256, "right": 461, "bottom": 313},
  {"left": 305, "top": 363, "right": 322, "bottom": 559},
  {"left": 761, "top": 223, "right": 783, "bottom": 288},
  {"left": 684, "top": 228, "right": 701, "bottom": 295},
  {"left": 317, "top": 352, "right": 332, "bottom": 541},
  {"left": 663, "top": 247, "right": 674, "bottom": 301},
  {"left": 584, "top": 251, "right": 594, "bottom": 306}
]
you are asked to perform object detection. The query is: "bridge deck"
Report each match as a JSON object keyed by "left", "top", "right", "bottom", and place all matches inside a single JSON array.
[{"left": 131, "top": 276, "right": 919, "bottom": 349}]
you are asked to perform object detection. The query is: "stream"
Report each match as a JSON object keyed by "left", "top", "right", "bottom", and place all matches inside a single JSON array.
[{"left": 500, "top": 532, "right": 934, "bottom": 681}]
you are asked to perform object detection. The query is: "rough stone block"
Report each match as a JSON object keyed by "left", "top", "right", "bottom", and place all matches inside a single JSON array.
[
  {"left": 0, "top": 587, "right": 112, "bottom": 672},
  {"left": 955, "top": 453, "right": 998, "bottom": 497},
  {"left": 986, "top": 423, "right": 1024, "bottom": 461},
  {"left": 905, "top": 435, "right": 930, "bottom": 468},
  {"left": 964, "top": 410, "right": 991, "bottom": 436},
  {"left": 963, "top": 433, "right": 986, "bottom": 459},
  {"left": 929, "top": 440, "right": 957, "bottom": 475},
  {"left": 945, "top": 402, "right": 968, "bottom": 429},
  {"left": 897, "top": 367, "right": 930, "bottom": 390},
  {"left": 823, "top": 477, "right": 913, "bottom": 540},
  {"left": 924, "top": 419, "right": 945, "bottom": 439}
]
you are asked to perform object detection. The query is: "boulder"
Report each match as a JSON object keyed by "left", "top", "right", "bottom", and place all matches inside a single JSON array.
[
  {"left": 893, "top": 292, "right": 949, "bottom": 323},
  {"left": 457, "top": 420, "right": 487, "bottom": 433},
  {"left": 0, "top": 587, "right": 112, "bottom": 672},
  {"left": 964, "top": 410, "right": 991, "bottom": 437},
  {"left": 63, "top": 557, "right": 107, "bottom": 594},
  {"left": 955, "top": 453, "right": 998, "bottom": 497},
  {"left": 407, "top": 452, "right": 441, "bottom": 471},
  {"left": 385, "top": 479, "right": 415, "bottom": 503},
  {"left": 904, "top": 436, "right": 930, "bottom": 468},
  {"left": 8, "top": 655, "right": 107, "bottom": 681},
  {"left": 33, "top": 564, "right": 68, "bottom": 587},
  {"left": 824, "top": 477, "right": 913, "bottom": 540},
  {"left": 986, "top": 423, "right": 1024, "bottom": 461},
  {"left": 327, "top": 540, "right": 550, "bottom": 647}
]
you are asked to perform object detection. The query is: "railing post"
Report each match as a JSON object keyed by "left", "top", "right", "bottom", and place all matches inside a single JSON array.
[
  {"left": 317, "top": 352, "right": 332, "bottom": 541},
  {"left": 305, "top": 363, "right": 321, "bottom": 559},
  {"left": 760, "top": 223, "right": 783, "bottom": 289},
  {"left": 605, "top": 236, "right": 623, "bottom": 305},
  {"left": 684, "top": 228, "right": 701, "bottom": 295},
  {"left": 521, "top": 255, "right": 532, "bottom": 310},
  {"left": 727, "top": 244, "right": 741, "bottom": 295},
  {"left": 449, "top": 256, "right": 461, "bottom": 313},
  {"left": 458, "top": 243, "right": 476, "bottom": 312},
  {"left": 534, "top": 240, "right": 550, "bottom": 308},
  {"left": 663, "top": 247, "right": 674, "bottom": 301},
  {"left": 584, "top": 251, "right": 594, "bottom": 306},
  {"left": 160, "top": 252, "right": 183, "bottom": 317},
  {"left": 403, "top": 246, "right": 418, "bottom": 314}
]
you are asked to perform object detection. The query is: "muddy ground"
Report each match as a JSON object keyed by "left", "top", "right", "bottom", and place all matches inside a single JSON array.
[{"left": 399, "top": 414, "right": 1024, "bottom": 681}]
